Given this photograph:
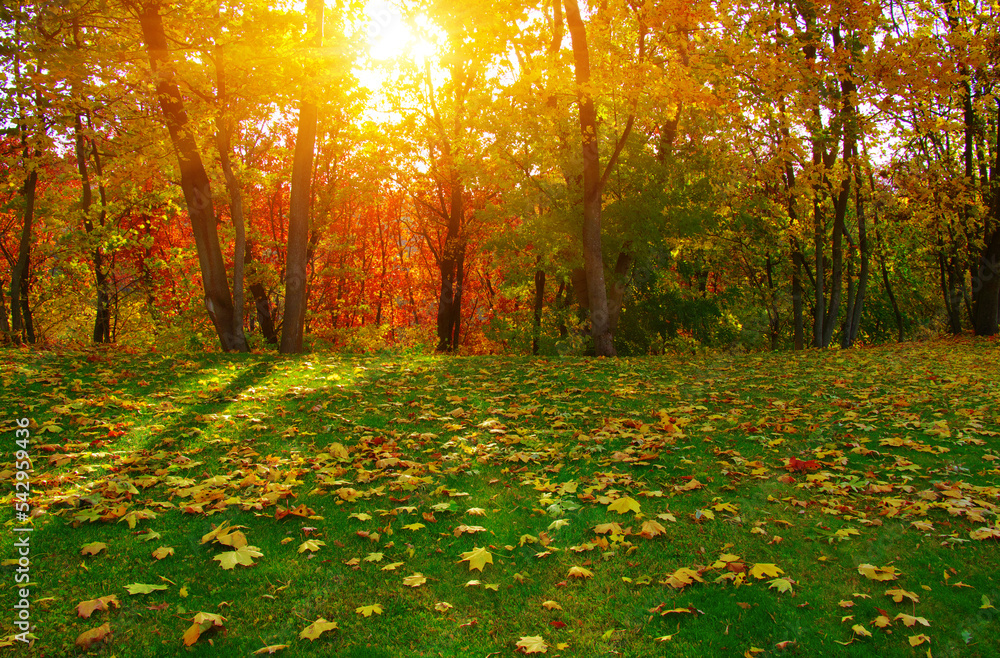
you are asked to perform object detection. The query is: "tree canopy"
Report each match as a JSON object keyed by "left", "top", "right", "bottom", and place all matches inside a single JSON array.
[{"left": 1, "top": 0, "right": 998, "bottom": 353}]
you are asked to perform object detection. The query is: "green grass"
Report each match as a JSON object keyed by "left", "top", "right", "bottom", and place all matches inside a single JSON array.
[{"left": 1, "top": 337, "right": 999, "bottom": 656}]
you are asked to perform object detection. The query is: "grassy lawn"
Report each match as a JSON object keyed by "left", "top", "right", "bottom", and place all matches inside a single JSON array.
[{"left": 2, "top": 337, "right": 999, "bottom": 656}]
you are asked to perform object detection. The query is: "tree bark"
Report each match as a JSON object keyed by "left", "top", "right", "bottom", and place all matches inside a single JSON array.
[
  {"left": 280, "top": 0, "right": 323, "bottom": 353},
  {"left": 972, "top": 100, "right": 1000, "bottom": 335},
  {"left": 137, "top": 2, "right": 246, "bottom": 352},
  {"left": 214, "top": 47, "right": 249, "bottom": 349},
  {"left": 532, "top": 266, "right": 545, "bottom": 355},
  {"left": 607, "top": 245, "right": 634, "bottom": 334},
  {"left": 436, "top": 175, "right": 464, "bottom": 351},
  {"left": 564, "top": 0, "right": 614, "bottom": 356},
  {"left": 9, "top": 167, "right": 36, "bottom": 345},
  {"left": 71, "top": 21, "right": 112, "bottom": 344},
  {"left": 792, "top": 246, "right": 804, "bottom": 350},
  {"left": 845, "top": 164, "right": 870, "bottom": 346}
]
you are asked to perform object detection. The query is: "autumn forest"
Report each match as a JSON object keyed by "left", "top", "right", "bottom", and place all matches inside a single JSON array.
[{"left": 1, "top": 0, "right": 999, "bottom": 356}]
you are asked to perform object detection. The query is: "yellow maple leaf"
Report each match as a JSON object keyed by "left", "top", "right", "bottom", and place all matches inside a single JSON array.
[
  {"left": 873, "top": 615, "right": 892, "bottom": 628},
  {"left": 459, "top": 547, "right": 493, "bottom": 572},
  {"left": 80, "top": 542, "right": 107, "bottom": 556},
  {"left": 298, "top": 540, "right": 326, "bottom": 553},
  {"left": 908, "top": 634, "right": 930, "bottom": 646},
  {"left": 662, "top": 567, "right": 704, "bottom": 589},
  {"left": 750, "top": 563, "right": 784, "bottom": 579},
  {"left": 403, "top": 573, "right": 427, "bottom": 587},
  {"left": 299, "top": 618, "right": 339, "bottom": 641},
  {"left": 516, "top": 635, "right": 548, "bottom": 654},
  {"left": 607, "top": 496, "right": 641, "bottom": 514},
  {"left": 183, "top": 612, "right": 225, "bottom": 647},
  {"left": 214, "top": 546, "right": 262, "bottom": 570},
  {"left": 640, "top": 520, "right": 667, "bottom": 538},
  {"left": 253, "top": 645, "right": 288, "bottom": 654},
  {"left": 885, "top": 588, "right": 920, "bottom": 604},
  {"left": 541, "top": 600, "right": 562, "bottom": 610},
  {"left": 593, "top": 522, "right": 623, "bottom": 535},
  {"left": 151, "top": 546, "right": 174, "bottom": 560},
  {"left": 355, "top": 604, "right": 383, "bottom": 617},
  {"left": 852, "top": 624, "right": 872, "bottom": 637},
  {"left": 434, "top": 602, "right": 453, "bottom": 612},
  {"left": 894, "top": 613, "right": 929, "bottom": 627},
  {"left": 858, "top": 564, "right": 900, "bottom": 581},
  {"left": 568, "top": 566, "right": 594, "bottom": 579}
]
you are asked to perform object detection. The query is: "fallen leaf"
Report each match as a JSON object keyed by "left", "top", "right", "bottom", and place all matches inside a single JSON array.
[
  {"left": 885, "top": 588, "right": 920, "bottom": 604},
  {"left": 299, "top": 618, "right": 339, "bottom": 641},
  {"left": 76, "top": 595, "right": 119, "bottom": 619},
  {"left": 253, "top": 645, "right": 288, "bottom": 654},
  {"left": 403, "top": 573, "right": 427, "bottom": 587},
  {"left": 151, "top": 546, "right": 174, "bottom": 560},
  {"left": 750, "top": 563, "right": 784, "bottom": 579},
  {"left": 516, "top": 635, "right": 548, "bottom": 654},
  {"left": 75, "top": 623, "right": 111, "bottom": 649},
  {"left": 607, "top": 496, "right": 641, "bottom": 514},
  {"left": 81, "top": 542, "right": 107, "bottom": 556},
  {"left": 124, "top": 583, "right": 168, "bottom": 595},
  {"left": 356, "top": 604, "right": 383, "bottom": 617},
  {"left": 298, "top": 540, "right": 326, "bottom": 553},
  {"left": 459, "top": 546, "right": 493, "bottom": 572}
]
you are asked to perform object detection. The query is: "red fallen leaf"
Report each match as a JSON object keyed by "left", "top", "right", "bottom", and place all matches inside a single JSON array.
[
  {"left": 554, "top": 581, "right": 568, "bottom": 588},
  {"left": 459, "top": 619, "right": 478, "bottom": 628},
  {"left": 549, "top": 621, "right": 567, "bottom": 628},
  {"left": 778, "top": 475, "right": 796, "bottom": 484},
  {"left": 147, "top": 602, "right": 170, "bottom": 611},
  {"left": 107, "top": 429, "right": 126, "bottom": 438},
  {"left": 877, "top": 608, "right": 890, "bottom": 617},
  {"left": 356, "top": 531, "right": 371, "bottom": 539},
  {"left": 390, "top": 496, "right": 410, "bottom": 503},
  {"left": 786, "top": 457, "right": 820, "bottom": 472}
]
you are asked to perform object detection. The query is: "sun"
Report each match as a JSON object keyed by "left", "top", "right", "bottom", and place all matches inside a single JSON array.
[{"left": 362, "top": 1, "right": 439, "bottom": 64}]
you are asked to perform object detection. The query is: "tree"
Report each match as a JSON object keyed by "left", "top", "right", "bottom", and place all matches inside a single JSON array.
[
  {"left": 280, "top": 0, "right": 324, "bottom": 353},
  {"left": 134, "top": 1, "right": 247, "bottom": 352}
]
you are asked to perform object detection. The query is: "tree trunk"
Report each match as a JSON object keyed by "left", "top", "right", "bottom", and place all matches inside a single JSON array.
[
  {"left": 436, "top": 175, "right": 464, "bottom": 351},
  {"left": 972, "top": 230, "right": 1000, "bottom": 336},
  {"left": 0, "top": 278, "right": 9, "bottom": 342},
  {"left": 972, "top": 100, "right": 1000, "bottom": 335},
  {"left": 214, "top": 47, "right": 249, "bottom": 350},
  {"left": 532, "top": 267, "right": 545, "bottom": 355},
  {"left": 137, "top": 2, "right": 246, "bottom": 352},
  {"left": 812, "top": 197, "right": 825, "bottom": 347},
  {"left": 607, "top": 245, "right": 634, "bottom": 334},
  {"left": 765, "top": 253, "right": 780, "bottom": 350},
  {"left": 9, "top": 167, "right": 36, "bottom": 345},
  {"left": 280, "top": 0, "right": 323, "bottom": 354},
  {"left": 246, "top": 242, "right": 277, "bottom": 344},
  {"left": 73, "top": 111, "right": 113, "bottom": 343},
  {"left": 845, "top": 166, "right": 870, "bottom": 346},
  {"left": 564, "top": 0, "right": 614, "bottom": 356},
  {"left": 792, "top": 247, "right": 804, "bottom": 350}
]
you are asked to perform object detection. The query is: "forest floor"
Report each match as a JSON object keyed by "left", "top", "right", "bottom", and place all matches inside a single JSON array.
[{"left": 1, "top": 337, "right": 999, "bottom": 657}]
